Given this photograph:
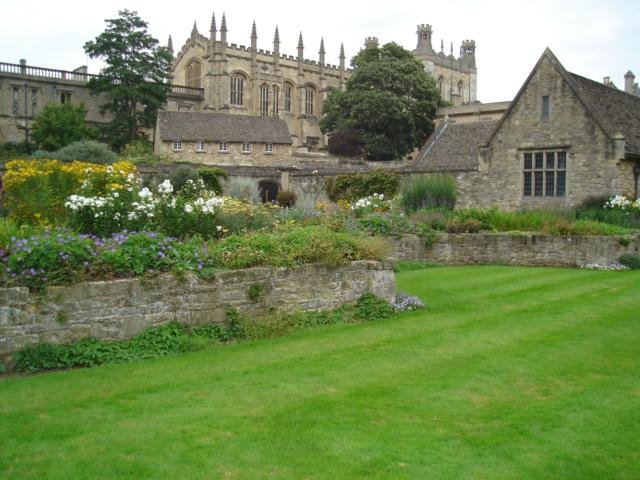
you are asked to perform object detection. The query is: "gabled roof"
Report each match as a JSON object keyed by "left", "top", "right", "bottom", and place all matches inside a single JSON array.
[
  {"left": 157, "top": 111, "right": 292, "bottom": 144},
  {"left": 569, "top": 73, "right": 640, "bottom": 155},
  {"left": 484, "top": 48, "right": 640, "bottom": 156},
  {"left": 414, "top": 120, "right": 497, "bottom": 171}
]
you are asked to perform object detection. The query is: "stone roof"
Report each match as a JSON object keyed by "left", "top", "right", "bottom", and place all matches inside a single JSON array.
[
  {"left": 414, "top": 120, "right": 497, "bottom": 171},
  {"left": 569, "top": 73, "right": 640, "bottom": 156},
  {"left": 157, "top": 111, "right": 292, "bottom": 144}
]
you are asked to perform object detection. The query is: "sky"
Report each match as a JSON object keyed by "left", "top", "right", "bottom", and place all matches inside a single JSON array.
[{"left": 1, "top": 0, "right": 638, "bottom": 102}]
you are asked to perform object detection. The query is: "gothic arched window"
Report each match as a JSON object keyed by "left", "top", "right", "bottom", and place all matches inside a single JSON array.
[
  {"left": 260, "top": 84, "right": 270, "bottom": 116},
  {"left": 186, "top": 59, "right": 201, "bottom": 89},
  {"left": 231, "top": 74, "right": 245, "bottom": 106},
  {"left": 283, "top": 83, "right": 293, "bottom": 112},
  {"left": 272, "top": 85, "right": 279, "bottom": 116},
  {"left": 304, "top": 86, "right": 315, "bottom": 115}
]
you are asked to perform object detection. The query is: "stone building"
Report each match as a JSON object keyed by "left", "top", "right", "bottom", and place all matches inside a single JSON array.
[
  {"left": 168, "top": 14, "right": 348, "bottom": 150},
  {"left": 0, "top": 60, "right": 111, "bottom": 144},
  {"left": 412, "top": 24, "right": 477, "bottom": 106},
  {"left": 154, "top": 111, "right": 292, "bottom": 167},
  {"left": 415, "top": 48, "right": 640, "bottom": 209}
]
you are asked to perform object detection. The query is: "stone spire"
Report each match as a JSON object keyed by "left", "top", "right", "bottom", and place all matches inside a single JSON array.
[
  {"left": 208, "top": 13, "right": 217, "bottom": 54},
  {"left": 339, "top": 42, "right": 346, "bottom": 89},
  {"left": 220, "top": 13, "right": 227, "bottom": 43},
  {"left": 297, "top": 32, "right": 304, "bottom": 75},
  {"left": 273, "top": 27, "right": 280, "bottom": 71},
  {"left": 250, "top": 21, "right": 257, "bottom": 66},
  {"left": 251, "top": 20, "right": 257, "bottom": 50},
  {"left": 191, "top": 21, "right": 198, "bottom": 43},
  {"left": 167, "top": 35, "right": 174, "bottom": 57},
  {"left": 319, "top": 37, "right": 326, "bottom": 65}
]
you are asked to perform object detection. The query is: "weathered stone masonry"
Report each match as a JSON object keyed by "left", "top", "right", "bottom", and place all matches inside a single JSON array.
[
  {"left": 388, "top": 233, "right": 640, "bottom": 267},
  {"left": 0, "top": 261, "right": 395, "bottom": 359}
]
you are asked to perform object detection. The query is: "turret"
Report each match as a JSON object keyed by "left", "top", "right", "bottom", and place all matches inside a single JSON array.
[
  {"left": 364, "top": 37, "right": 379, "bottom": 49},
  {"left": 416, "top": 24, "right": 434, "bottom": 54},
  {"left": 625, "top": 71, "right": 636, "bottom": 94},
  {"left": 461, "top": 40, "right": 476, "bottom": 68}
]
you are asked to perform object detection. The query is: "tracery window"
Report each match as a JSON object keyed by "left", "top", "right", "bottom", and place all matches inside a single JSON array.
[
  {"left": 260, "top": 84, "right": 269, "bottom": 116},
  {"left": 272, "top": 85, "right": 279, "bottom": 116},
  {"left": 186, "top": 59, "right": 201, "bottom": 89},
  {"left": 231, "top": 74, "right": 245, "bottom": 106},
  {"left": 283, "top": 83, "right": 292, "bottom": 112},
  {"left": 304, "top": 86, "right": 315, "bottom": 115}
]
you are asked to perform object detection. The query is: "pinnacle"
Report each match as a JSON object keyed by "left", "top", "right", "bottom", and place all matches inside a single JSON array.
[
  {"left": 221, "top": 13, "right": 227, "bottom": 32},
  {"left": 274, "top": 26, "right": 280, "bottom": 43},
  {"left": 210, "top": 12, "right": 216, "bottom": 32},
  {"left": 339, "top": 42, "right": 345, "bottom": 58},
  {"left": 319, "top": 37, "right": 325, "bottom": 54},
  {"left": 251, "top": 20, "right": 257, "bottom": 38},
  {"left": 298, "top": 32, "right": 304, "bottom": 49}
]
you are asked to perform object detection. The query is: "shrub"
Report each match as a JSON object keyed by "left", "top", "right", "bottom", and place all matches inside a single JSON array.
[
  {"left": 169, "top": 165, "right": 200, "bottom": 192},
  {"left": 54, "top": 141, "right": 117, "bottom": 164},
  {"left": 276, "top": 190, "right": 296, "bottom": 207},
  {"left": 225, "top": 176, "right": 261, "bottom": 203},
  {"left": 0, "top": 141, "right": 34, "bottom": 161},
  {"left": 198, "top": 167, "right": 227, "bottom": 194},
  {"left": 618, "top": 253, "right": 640, "bottom": 270},
  {"left": 327, "top": 128, "right": 364, "bottom": 157},
  {"left": 119, "top": 139, "right": 165, "bottom": 164},
  {"left": 445, "top": 218, "right": 482, "bottom": 233},
  {"left": 325, "top": 169, "right": 400, "bottom": 202},
  {"left": 399, "top": 174, "right": 457, "bottom": 213},
  {"left": 354, "top": 292, "right": 394, "bottom": 322},
  {"left": 246, "top": 283, "right": 265, "bottom": 303},
  {"left": 31, "top": 102, "right": 95, "bottom": 152}
]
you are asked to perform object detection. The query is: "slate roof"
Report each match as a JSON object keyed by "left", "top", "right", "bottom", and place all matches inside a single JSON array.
[
  {"left": 569, "top": 72, "right": 640, "bottom": 156},
  {"left": 414, "top": 120, "right": 497, "bottom": 171},
  {"left": 157, "top": 111, "right": 292, "bottom": 144}
]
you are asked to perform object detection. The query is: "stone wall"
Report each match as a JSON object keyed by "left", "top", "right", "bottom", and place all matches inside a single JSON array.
[
  {"left": 0, "top": 261, "right": 395, "bottom": 358},
  {"left": 388, "top": 233, "right": 639, "bottom": 267},
  {"left": 156, "top": 140, "right": 294, "bottom": 167}
]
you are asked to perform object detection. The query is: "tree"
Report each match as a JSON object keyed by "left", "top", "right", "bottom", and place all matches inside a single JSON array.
[
  {"left": 31, "top": 103, "right": 95, "bottom": 152},
  {"left": 84, "top": 9, "right": 172, "bottom": 151},
  {"left": 320, "top": 42, "right": 442, "bottom": 161}
]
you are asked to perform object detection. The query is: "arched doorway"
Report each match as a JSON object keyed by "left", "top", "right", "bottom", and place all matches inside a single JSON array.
[{"left": 258, "top": 180, "right": 279, "bottom": 204}]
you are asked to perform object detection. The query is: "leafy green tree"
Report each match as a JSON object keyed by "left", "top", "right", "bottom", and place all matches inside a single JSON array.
[
  {"left": 321, "top": 42, "right": 442, "bottom": 161},
  {"left": 84, "top": 9, "right": 172, "bottom": 151},
  {"left": 31, "top": 103, "right": 95, "bottom": 152}
]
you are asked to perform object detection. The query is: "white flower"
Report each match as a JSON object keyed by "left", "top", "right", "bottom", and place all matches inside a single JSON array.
[
  {"left": 157, "top": 179, "right": 173, "bottom": 195},
  {"left": 106, "top": 166, "right": 113, "bottom": 174},
  {"left": 217, "top": 225, "right": 223, "bottom": 231},
  {"left": 184, "top": 204, "right": 193, "bottom": 214},
  {"left": 138, "top": 187, "right": 153, "bottom": 200}
]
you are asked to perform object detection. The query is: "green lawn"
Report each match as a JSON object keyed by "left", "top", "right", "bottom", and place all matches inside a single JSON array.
[{"left": 1, "top": 266, "right": 639, "bottom": 479}]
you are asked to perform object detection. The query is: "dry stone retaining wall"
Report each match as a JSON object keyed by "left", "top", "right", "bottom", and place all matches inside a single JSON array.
[
  {"left": 389, "top": 233, "right": 639, "bottom": 267},
  {"left": 0, "top": 261, "right": 395, "bottom": 359}
]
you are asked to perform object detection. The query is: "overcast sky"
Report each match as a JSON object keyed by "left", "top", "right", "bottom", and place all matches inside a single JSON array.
[{"left": 1, "top": 0, "right": 638, "bottom": 102}]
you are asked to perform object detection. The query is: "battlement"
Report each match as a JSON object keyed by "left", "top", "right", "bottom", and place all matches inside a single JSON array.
[
  {"left": 364, "top": 37, "right": 379, "bottom": 48},
  {"left": 417, "top": 24, "right": 432, "bottom": 32}
]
